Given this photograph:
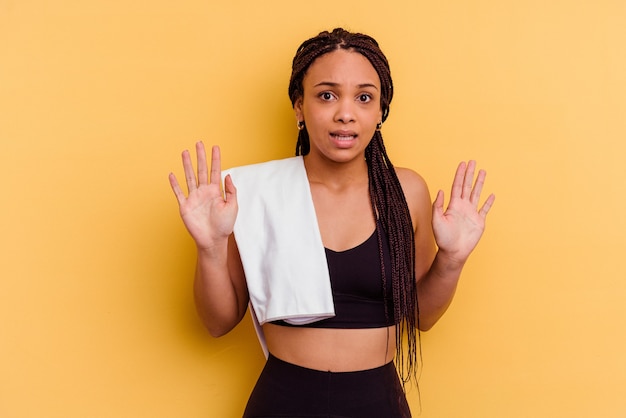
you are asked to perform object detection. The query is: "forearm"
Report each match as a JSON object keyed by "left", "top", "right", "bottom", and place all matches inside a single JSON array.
[
  {"left": 193, "top": 240, "right": 247, "bottom": 337},
  {"left": 416, "top": 250, "right": 466, "bottom": 331}
]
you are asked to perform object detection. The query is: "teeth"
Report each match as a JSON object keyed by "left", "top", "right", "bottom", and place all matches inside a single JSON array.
[{"left": 332, "top": 134, "right": 355, "bottom": 141}]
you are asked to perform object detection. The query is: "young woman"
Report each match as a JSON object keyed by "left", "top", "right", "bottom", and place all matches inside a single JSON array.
[{"left": 169, "top": 28, "right": 495, "bottom": 418}]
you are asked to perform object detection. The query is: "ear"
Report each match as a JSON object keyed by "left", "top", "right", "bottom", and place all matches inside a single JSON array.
[{"left": 294, "top": 97, "right": 304, "bottom": 121}]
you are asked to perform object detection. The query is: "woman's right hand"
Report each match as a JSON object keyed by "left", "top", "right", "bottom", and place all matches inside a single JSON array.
[{"left": 169, "top": 142, "right": 238, "bottom": 250}]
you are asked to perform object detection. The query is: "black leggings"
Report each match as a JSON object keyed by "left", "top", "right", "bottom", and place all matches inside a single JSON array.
[{"left": 243, "top": 354, "right": 411, "bottom": 418}]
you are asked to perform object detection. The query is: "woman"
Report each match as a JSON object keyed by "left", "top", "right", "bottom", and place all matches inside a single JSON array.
[{"left": 169, "top": 28, "right": 494, "bottom": 417}]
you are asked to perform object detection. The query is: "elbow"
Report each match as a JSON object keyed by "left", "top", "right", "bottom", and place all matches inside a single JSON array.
[
  {"left": 418, "top": 321, "right": 434, "bottom": 332},
  {"left": 208, "top": 326, "right": 230, "bottom": 338},
  {"left": 200, "top": 309, "right": 247, "bottom": 338},
  {"left": 417, "top": 315, "right": 437, "bottom": 332},
  {"left": 194, "top": 299, "right": 248, "bottom": 338},
  {"left": 204, "top": 317, "right": 238, "bottom": 338}
]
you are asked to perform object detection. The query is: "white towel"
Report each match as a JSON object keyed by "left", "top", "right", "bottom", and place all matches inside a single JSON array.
[{"left": 223, "top": 157, "right": 335, "bottom": 355}]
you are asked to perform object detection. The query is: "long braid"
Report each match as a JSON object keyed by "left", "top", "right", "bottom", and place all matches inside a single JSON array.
[
  {"left": 288, "top": 28, "right": 421, "bottom": 385},
  {"left": 366, "top": 132, "right": 420, "bottom": 385}
]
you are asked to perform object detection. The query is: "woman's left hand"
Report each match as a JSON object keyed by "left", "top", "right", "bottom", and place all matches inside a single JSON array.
[{"left": 432, "top": 160, "right": 495, "bottom": 266}]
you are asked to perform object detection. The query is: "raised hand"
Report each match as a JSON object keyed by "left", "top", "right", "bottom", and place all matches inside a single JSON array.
[
  {"left": 168, "top": 142, "right": 237, "bottom": 250},
  {"left": 431, "top": 160, "right": 495, "bottom": 265}
]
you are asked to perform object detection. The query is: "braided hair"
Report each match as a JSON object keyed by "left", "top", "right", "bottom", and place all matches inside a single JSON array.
[{"left": 288, "top": 28, "right": 420, "bottom": 385}]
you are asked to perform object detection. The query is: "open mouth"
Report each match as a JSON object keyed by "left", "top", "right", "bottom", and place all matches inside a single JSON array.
[{"left": 330, "top": 131, "right": 357, "bottom": 141}]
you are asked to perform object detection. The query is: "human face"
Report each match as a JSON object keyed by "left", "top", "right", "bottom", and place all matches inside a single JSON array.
[{"left": 294, "top": 49, "right": 383, "bottom": 165}]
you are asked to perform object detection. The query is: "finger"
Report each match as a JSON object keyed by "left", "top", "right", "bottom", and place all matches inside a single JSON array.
[
  {"left": 181, "top": 149, "right": 197, "bottom": 193},
  {"left": 450, "top": 161, "right": 466, "bottom": 199},
  {"left": 470, "top": 169, "right": 487, "bottom": 205},
  {"left": 210, "top": 145, "right": 222, "bottom": 185},
  {"left": 168, "top": 172, "right": 186, "bottom": 205},
  {"left": 224, "top": 174, "right": 237, "bottom": 204},
  {"left": 479, "top": 193, "right": 496, "bottom": 218},
  {"left": 462, "top": 160, "right": 476, "bottom": 199},
  {"left": 196, "top": 141, "right": 208, "bottom": 185}
]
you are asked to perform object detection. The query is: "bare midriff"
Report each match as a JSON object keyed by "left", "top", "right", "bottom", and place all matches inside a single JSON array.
[{"left": 262, "top": 323, "right": 396, "bottom": 372}]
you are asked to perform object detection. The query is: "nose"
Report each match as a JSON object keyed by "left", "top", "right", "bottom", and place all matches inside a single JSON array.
[{"left": 334, "top": 98, "right": 355, "bottom": 124}]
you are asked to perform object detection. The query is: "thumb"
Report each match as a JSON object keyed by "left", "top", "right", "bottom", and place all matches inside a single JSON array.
[
  {"left": 224, "top": 174, "right": 237, "bottom": 204},
  {"left": 432, "top": 190, "right": 445, "bottom": 219}
]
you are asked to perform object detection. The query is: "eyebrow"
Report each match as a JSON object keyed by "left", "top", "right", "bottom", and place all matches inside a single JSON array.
[{"left": 313, "top": 81, "right": 379, "bottom": 90}]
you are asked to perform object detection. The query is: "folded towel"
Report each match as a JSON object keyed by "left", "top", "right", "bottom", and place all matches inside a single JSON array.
[{"left": 223, "top": 157, "right": 335, "bottom": 355}]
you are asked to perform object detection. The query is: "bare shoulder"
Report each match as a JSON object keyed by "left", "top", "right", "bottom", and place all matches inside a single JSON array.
[
  {"left": 394, "top": 167, "right": 432, "bottom": 230},
  {"left": 395, "top": 167, "right": 430, "bottom": 205},
  {"left": 394, "top": 167, "right": 436, "bottom": 272}
]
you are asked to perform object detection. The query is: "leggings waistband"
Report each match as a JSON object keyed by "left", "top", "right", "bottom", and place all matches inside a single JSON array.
[{"left": 243, "top": 353, "right": 411, "bottom": 417}]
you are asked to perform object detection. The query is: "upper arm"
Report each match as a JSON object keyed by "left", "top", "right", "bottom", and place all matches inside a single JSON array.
[{"left": 395, "top": 167, "right": 437, "bottom": 282}]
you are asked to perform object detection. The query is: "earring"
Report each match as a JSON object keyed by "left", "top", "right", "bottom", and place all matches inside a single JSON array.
[
  {"left": 297, "top": 120, "right": 305, "bottom": 131},
  {"left": 376, "top": 121, "right": 382, "bottom": 131}
]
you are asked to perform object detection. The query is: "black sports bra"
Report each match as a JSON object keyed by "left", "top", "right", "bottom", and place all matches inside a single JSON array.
[{"left": 271, "top": 225, "right": 396, "bottom": 329}]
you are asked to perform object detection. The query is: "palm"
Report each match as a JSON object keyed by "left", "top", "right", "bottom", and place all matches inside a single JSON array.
[
  {"left": 432, "top": 161, "right": 495, "bottom": 263},
  {"left": 169, "top": 143, "right": 237, "bottom": 249}
]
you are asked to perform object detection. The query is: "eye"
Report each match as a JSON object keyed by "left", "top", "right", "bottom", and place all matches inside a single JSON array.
[
  {"left": 357, "top": 93, "right": 372, "bottom": 103},
  {"left": 319, "top": 92, "right": 335, "bottom": 101}
]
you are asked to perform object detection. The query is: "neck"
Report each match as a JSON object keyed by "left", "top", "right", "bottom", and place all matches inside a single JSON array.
[{"left": 303, "top": 154, "right": 369, "bottom": 190}]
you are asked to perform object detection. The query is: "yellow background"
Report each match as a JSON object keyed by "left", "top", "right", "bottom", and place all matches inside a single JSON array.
[{"left": 1, "top": 0, "right": 625, "bottom": 416}]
